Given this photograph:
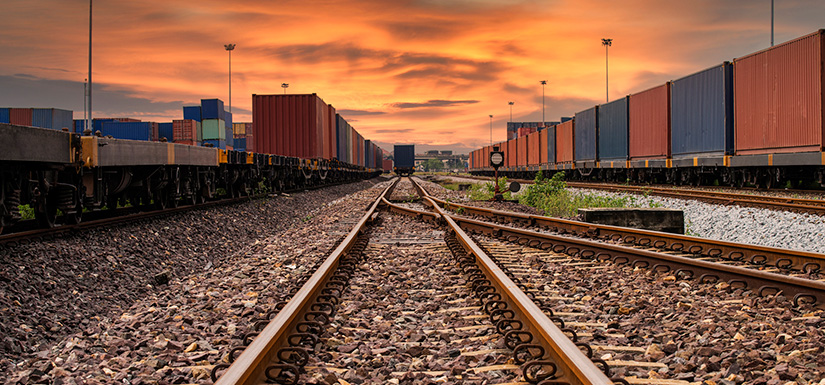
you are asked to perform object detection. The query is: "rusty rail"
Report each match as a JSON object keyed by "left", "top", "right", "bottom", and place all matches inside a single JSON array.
[
  {"left": 213, "top": 178, "right": 397, "bottom": 384},
  {"left": 412, "top": 178, "right": 825, "bottom": 307}
]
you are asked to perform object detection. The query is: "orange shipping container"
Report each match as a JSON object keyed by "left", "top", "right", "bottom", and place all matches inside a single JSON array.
[
  {"left": 734, "top": 30, "right": 824, "bottom": 154},
  {"left": 527, "top": 131, "right": 540, "bottom": 166},
  {"left": 507, "top": 139, "right": 517, "bottom": 167},
  {"left": 516, "top": 136, "right": 528, "bottom": 166},
  {"left": 556, "top": 120, "right": 575, "bottom": 163},
  {"left": 628, "top": 83, "right": 671, "bottom": 159}
]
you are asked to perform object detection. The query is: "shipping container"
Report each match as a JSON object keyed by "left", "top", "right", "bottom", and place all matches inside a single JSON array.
[
  {"left": 158, "top": 122, "right": 173, "bottom": 141},
  {"left": 201, "top": 99, "right": 225, "bottom": 120},
  {"left": 202, "top": 139, "right": 226, "bottom": 149},
  {"left": 173, "top": 119, "right": 199, "bottom": 141},
  {"left": 383, "top": 158, "right": 393, "bottom": 171},
  {"left": 670, "top": 63, "right": 734, "bottom": 158},
  {"left": 0, "top": 108, "right": 9, "bottom": 124},
  {"left": 73, "top": 119, "right": 86, "bottom": 134},
  {"left": 527, "top": 131, "right": 540, "bottom": 166},
  {"left": 598, "top": 97, "right": 629, "bottom": 161},
  {"left": 734, "top": 30, "right": 824, "bottom": 154},
  {"left": 335, "top": 114, "right": 348, "bottom": 162},
  {"left": 252, "top": 94, "right": 332, "bottom": 158},
  {"left": 10, "top": 108, "right": 32, "bottom": 126},
  {"left": 365, "top": 140, "right": 373, "bottom": 167},
  {"left": 233, "top": 122, "right": 246, "bottom": 136},
  {"left": 555, "top": 120, "right": 574, "bottom": 163},
  {"left": 516, "top": 136, "right": 528, "bottom": 167},
  {"left": 151, "top": 122, "right": 159, "bottom": 141},
  {"left": 325, "top": 104, "right": 337, "bottom": 160},
  {"left": 225, "top": 111, "right": 232, "bottom": 130},
  {"left": 574, "top": 106, "right": 598, "bottom": 161},
  {"left": 201, "top": 119, "right": 226, "bottom": 140},
  {"left": 100, "top": 121, "right": 154, "bottom": 141},
  {"left": 183, "top": 106, "right": 202, "bottom": 122},
  {"left": 394, "top": 145, "right": 415, "bottom": 170},
  {"left": 629, "top": 83, "right": 671, "bottom": 159},
  {"left": 235, "top": 137, "right": 246, "bottom": 151},
  {"left": 507, "top": 139, "right": 517, "bottom": 167},
  {"left": 30, "top": 108, "right": 73, "bottom": 130},
  {"left": 226, "top": 129, "right": 233, "bottom": 148}
]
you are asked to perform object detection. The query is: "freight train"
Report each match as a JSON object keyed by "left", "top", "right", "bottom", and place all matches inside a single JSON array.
[
  {"left": 0, "top": 93, "right": 386, "bottom": 233},
  {"left": 469, "top": 30, "right": 825, "bottom": 189}
]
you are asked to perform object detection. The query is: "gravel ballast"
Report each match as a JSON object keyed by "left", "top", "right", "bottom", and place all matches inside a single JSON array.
[{"left": 1, "top": 178, "right": 389, "bottom": 382}]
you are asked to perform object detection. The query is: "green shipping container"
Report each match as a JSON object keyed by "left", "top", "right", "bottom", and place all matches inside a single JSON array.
[{"left": 201, "top": 119, "right": 226, "bottom": 140}]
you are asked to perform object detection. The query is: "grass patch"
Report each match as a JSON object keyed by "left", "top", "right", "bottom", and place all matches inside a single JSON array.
[
  {"left": 517, "top": 171, "right": 659, "bottom": 217},
  {"left": 18, "top": 205, "right": 35, "bottom": 220},
  {"left": 468, "top": 177, "right": 513, "bottom": 201}
]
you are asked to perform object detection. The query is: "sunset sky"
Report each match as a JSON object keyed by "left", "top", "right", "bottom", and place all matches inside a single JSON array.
[{"left": 2, "top": 0, "right": 824, "bottom": 154}]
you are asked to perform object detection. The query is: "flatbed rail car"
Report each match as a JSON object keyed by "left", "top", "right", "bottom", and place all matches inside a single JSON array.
[{"left": 0, "top": 124, "right": 379, "bottom": 232}]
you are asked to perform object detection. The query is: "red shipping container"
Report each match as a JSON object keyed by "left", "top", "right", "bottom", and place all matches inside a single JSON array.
[
  {"left": 528, "top": 131, "right": 540, "bottom": 166},
  {"left": 324, "top": 104, "right": 336, "bottom": 159},
  {"left": 556, "top": 120, "right": 575, "bottom": 163},
  {"left": 734, "top": 30, "right": 824, "bottom": 154},
  {"left": 245, "top": 134, "right": 254, "bottom": 153},
  {"left": 252, "top": 94, "right": 328, "bottom": 158},
  {"left": 383, "top": 158, "right": 392, "bottom": 171},
  {"left": 629, "top": 83, "right": 671, "bottom": 159},
  {"left": 516, "top": 136, "right": 528, "bottom": 166},
  {"left": 173, "top": 119, "right": 198, "bottom": 141},
  {"left": 10, "top": 108, "right": 32, "bottom": 126},
  {"left": 539, "top": 130, "right": 548, "bottom": 164}
]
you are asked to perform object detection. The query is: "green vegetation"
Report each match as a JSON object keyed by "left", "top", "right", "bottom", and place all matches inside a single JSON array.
[
  {"left": 468, "top": 177, "right": 513, "bottom": 201},
  {"left": 466, "top": 171, "right": 658, "bottom": 217},
  {"left": 18, "top": 205, "right": 35, "bottom": 220},
  {"left": 422, "top": 158, "right": 445, "bottom": 172}
]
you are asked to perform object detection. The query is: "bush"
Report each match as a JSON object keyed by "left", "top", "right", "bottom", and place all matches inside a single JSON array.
[
  {"left": 518, "top": 171, "right": 647, "bottom": 217},
  {"left": 468, "top": 177, "right": 512, "bottom": 201}
]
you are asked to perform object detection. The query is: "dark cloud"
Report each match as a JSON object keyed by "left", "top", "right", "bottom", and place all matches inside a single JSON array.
[
  {"left": 338, "top": 109, "right": 387, "bottom": 116},
  {"left": 391, "top": 99, "right": 479, "bottom": 109},
  {"left": 374, "top": 128, "right": 414, "bottom": 134},
  {"left": 380, "top": 21, "right": 463, "bottom": 40},
  {"left": 503, "top": 82, "right": 533, "bottom": 95},
  {"left": 0, "top": 74, "right": 185, "bottom": 119}
]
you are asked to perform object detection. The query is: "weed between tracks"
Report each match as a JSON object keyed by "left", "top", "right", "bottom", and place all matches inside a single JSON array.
[{"left": 471, "top": 171, "right": 660, "bottom": 217}]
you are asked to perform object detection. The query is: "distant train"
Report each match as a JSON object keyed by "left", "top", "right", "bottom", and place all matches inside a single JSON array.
[
  {"left": 0, "top": 93, "right": 389, "bottom": 233},
  {"left": 393, "top": 145, "right": 415, "bottom": 176},
  {"left": 469, "top": 30, "right": 825, "bottom": 189}
]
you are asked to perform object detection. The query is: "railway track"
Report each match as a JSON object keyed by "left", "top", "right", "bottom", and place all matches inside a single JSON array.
[
  {"left": 449, "top": 175, "right": 825, "bottom": 215},
  {"left": 209, "top": 177, "right": 824, "bottom": 384}
]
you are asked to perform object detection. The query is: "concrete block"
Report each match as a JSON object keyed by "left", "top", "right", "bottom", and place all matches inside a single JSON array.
[{"left": 578, "top": 208, "right": 684, "bottom": 234}]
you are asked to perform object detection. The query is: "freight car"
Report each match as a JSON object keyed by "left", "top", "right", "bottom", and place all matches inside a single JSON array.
[
  {"left": 469, "top": 30, "right": 825, "bottom": 189},
  {"left": 393, "top": 145, "right": 415, "bottom": 176},
  {"left": 0, "top": 123, "right": 379, "bottom": 233}
]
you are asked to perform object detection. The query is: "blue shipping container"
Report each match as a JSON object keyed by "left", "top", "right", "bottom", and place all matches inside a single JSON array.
[
  {"left": 158, "top": 123, "right": 174, "bottom": 141},
  {"left": 335, "top": 115, "right": 348, "bottom": 162},
  {"left": 200, "top": 99, "right": 225, "bottom": 120},
  {"left": 202, "top": 139, "right": 226, "bottom": 149},
  {"left": 226, "top": 129, "right": 233, "bottom": 147},
  {"left": 93, "top": 118, "right": 117, "bottom": 133},
  {"left": 74, "top": 120, "right": 85, "bottom": 133},
  {"left": 225, "top": 111, "right": 232, "bottom": 129},
  {"left": 544, "top": 125, "right": 556, "bottom": 165},
  {"left": 235, "top": 137, "right": 246, "bottom": 150},
  {"left": 670, "top": 62, "right": 734, "bottom": 158},
  {"left": 31, "top": 108, "right": 73, "bottom": 130},
  {"left": 574, "top": 107, "right": 598, "bottom": 161},
  {"left": 365, "top": 140, "right": 373, "bottom": 168},
  {"left": 598, "top": 97, "right": 629, "bottom": 161},
  {"left": 0, "top": 108, "right": 9, "bottom": 123},
  {"left": 183, "top": 106, "right": 202, "bottom": 122},
  {"left": 394, "top": 145, "right": 415, "bottom": 169},
  {"left": 100, "top": 122, "right": 153, "bottom": 141}
]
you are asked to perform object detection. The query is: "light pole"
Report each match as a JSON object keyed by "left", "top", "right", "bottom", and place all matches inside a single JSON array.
[
  {"left": 539, "top": 80, "right": 547, "bottom": 125},
  {"left": 508, "top": 101, "right": 514, "bottom": 122},
  {"left": 224, "top": 44, "right": 235, "bottom": 113},
  {"left": 771, "top": 0, "right": 774, "bottom": 46},
  {"left": 281, "top": 83, "right": 289, "bottom": 94},
  {"left": 602, "top": 38, "right": 612, "bottom": 103},
  {"left": 489, "top": 115, "right": 493, "bottom": 146},
  {"left": 86, "top": 0, "right": 92, "bottom": 135}
]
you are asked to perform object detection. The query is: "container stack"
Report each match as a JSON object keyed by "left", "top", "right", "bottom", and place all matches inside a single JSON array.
[
  {"left": 0, "top": 107, "right": 73, "bottom": 130},
  {"left": 232, "top": 123, "right": 253, "bottom": 151},
  {"left": 252, "top": 94, "right": 336, "bottom": 159},
  {"left": 200, "top": 98, "right": 227, "bottom": 149},
  {"left": 158, "top": 123, "right": 173, "bottom": 142},
  {"left": 173, "top": 119, "right": 200, "bottom": 145}
]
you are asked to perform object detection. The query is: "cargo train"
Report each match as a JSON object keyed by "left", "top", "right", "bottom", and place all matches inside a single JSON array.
[
  {"left": 469, "top": 30, "right": 825, "bottom": 189},
  {"left": 0, "top": 93, "right": 387, "bottom": 233},
  {"left": 393, "top": 145, "right": 415, "bottom": 176}
]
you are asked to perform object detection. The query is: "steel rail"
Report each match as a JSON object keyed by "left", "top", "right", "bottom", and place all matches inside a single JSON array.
[
  {"left": 423, "top": 193, "right": 825, "bottom": 274},
  {"left": 412, "top": 178, "right": 825, "bottom": 307},
  {"left": 408, "top": 178, "right": 614, "bottom": 385},
  {"left": 213, "top": 178, "right": 397, "bottom": 385}
]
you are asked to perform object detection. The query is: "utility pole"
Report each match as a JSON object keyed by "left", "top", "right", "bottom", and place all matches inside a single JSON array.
[
  {"left": 540, "top": 81, "right": 547, "bottom": 125},
  {"left": 602, "top": 38, "right": 613, "bottom": 103},
  {"left": 225, "top": 44, "right": 236, "bottom": 113}
]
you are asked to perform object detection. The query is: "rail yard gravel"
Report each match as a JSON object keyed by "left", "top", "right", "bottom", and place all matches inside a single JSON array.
[
  {"left": 1, "top": 178, "right": 390, "bottom": 383},
  {"left": 477, "top": 236, "right": 825, "bottom": 384}
]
